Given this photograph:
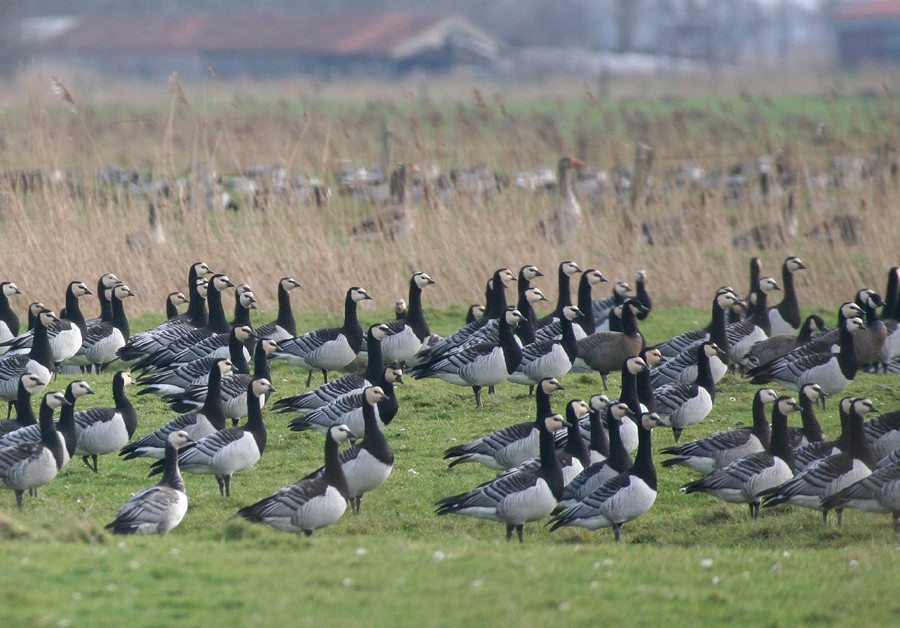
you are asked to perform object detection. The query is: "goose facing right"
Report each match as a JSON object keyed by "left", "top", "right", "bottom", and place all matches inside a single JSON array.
[
  {"left": 654, "top": 341, "right": 723, "bottom": 442},
  {"left": 73, "top": 371, "right": 137, "bottom": 472},
  {"left": 105, "top": 430, "right": 194, "bottom": 535}
]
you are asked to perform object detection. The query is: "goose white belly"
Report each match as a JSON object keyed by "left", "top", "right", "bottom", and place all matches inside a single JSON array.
[
  {"left": 0, "top": 447, "right": 59, "bottom": 490},
  {"left": 768, "top": 309, "right": 796, "bottom": 337},
  {"left": 790, "top": 359, "right": 850, "bottom": 395},
  {"left": 304, "top": 336, "right": 357, "bottom": 371},
  {"left": 151, "top": 490, "right": 188, "bottom": 535},
  {"left": 0, "top": 322, "right": 12, "bottom": 347},
  {"left": 495, "top": 477, "right": 558, "bottom": 524},
  {"left": 381, "top": 327, "right": 424, "bottom": 364},
  {"left": 742, "top": 457, "right": 794, "bottom": 501},
  {"left": 494, "top": 432, "right": 540, "bottom": 469},
  {"left": 76, "top": 414, "right": 129, "bottom": 455},
  {"left": 290, "top": 486, "right": 347, "bottom": 532},
  {"left": 208, "top": 433, "right": 261, "bottom": 476},
  {"left": 561, "top": 459, "right": 584, "bottom": 486},
  {"left": 343, "top": 450, "right": 393, "bottom": 497},
  {"left": 730, "top": 327, "right": 767, "bottom": 363},
  {"left": 663, "top": 389, "right": 713, "bottom": 431},
  {"left": 51, "top": 327, "right": 83, "bottom": 363},
  {"left": 457, "top": 348, "right": 513, "bottom": 386},
  {"left": 509, "top": 345, "right": 572, "bottom": 385},
  {"left": 620, "top": 417, "right": 639, "bottom": 453},
  {"left": 570, "top": 477, "right": 657, "bottom": 530}
]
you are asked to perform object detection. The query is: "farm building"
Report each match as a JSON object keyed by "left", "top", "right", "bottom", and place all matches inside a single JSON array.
[
  {"left": 833, "top": 0, "right": 900, "bottom": 68},
  {"left": 21, "top": 12, "right": 504, "bottom": 80}
]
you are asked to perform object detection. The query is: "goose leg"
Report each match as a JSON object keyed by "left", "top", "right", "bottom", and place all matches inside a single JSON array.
[
  {"left": 613, "top": 522, "right": 622, "bottom": 542},
  {"left": 822, "top": 510, "right": 829, "bottom": 525},
  {"left": 321, "top": 369, "right": 328, "bottom": 384},
  {"left": 473, "top": 386, "right": 483, "bottom": 408},
  {"left": 305, "top": 371, "right": 313, "bottom": 387},
  {"left": 6, "top": 401, "right": 12, "bottom": 420},
  {"left": 837, "top": 508, "right": 844, "bottom": 526},
  {"left": 528, "top": 385, "right": 534, "bottom": 397},
  {"left": 15, "top": 490, "right": 24, "bottom": 510},
  {"left": 231, "top": 418, "right": 239, "bottom": 427},
  {"left": 215, "top": 475, "right": 225, "bottom": 496},
  {"left": 505, "top": 523, "right": 514, "bottom": 541},
  {"left": 488, "top": 386, "right": 495, "bottom": 395},
  {"left": 224, "top": 475, "right": 232, "bottom": 497},
  {"left": 515, "top": 524, "right": 524, "bottom": 543},
  {"left": 893, "top": 512, "right": 900, "bottom": 533},
  {"left": 82, "top": 455, "right": 98, "bottom": 473},
  {"left": 749, "top": 502, "right": 759, "bottom": 519},
  {"left": 601, "top": 373, "right": 609, "bottom": 390},
  {"left": 672, "top": 427, "right": 683, "bottom": 443}
]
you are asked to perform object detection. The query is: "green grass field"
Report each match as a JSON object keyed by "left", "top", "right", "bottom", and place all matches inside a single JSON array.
[{"left": 2, "top": 304, "right": 900, "bottom": 627}]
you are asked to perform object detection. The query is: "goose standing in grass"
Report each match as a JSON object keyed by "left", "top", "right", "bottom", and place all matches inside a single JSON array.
[
  {"left": 0, "top": 391, "right": 69, "bottom": 509},
  {"left": 747, "top": 317, "right": 865, "bottom": 394},
  {"left": 436, "top": 413, "right": 569, "bottom": 542},
  {"left": 300, "top": 386, "right": 392, "bottom": 515},
  {"left": 760, "top": 397, "right": 879, "bottom": 523},
  {"left": 0, "top": 379, "right": 93, "bottom": 468},
  {"left": 820, "top": 455, "right": 900, "bottom": 531},
  {"left": 680, "top": 395, "right": 801, "bottom": 518},
  {"left": 537, "top": 260, "right": 582, "bottom": 328},
  {"left": 612, "top": 355, "right": 651, "bottom": 452},
  {"left": 652, "top": 289, "right": 740, "bottom": 358},
  {"left": 151, "top": 377, "right": 276, "bottom": 496},
  {"left": 250, "top": 277, "right": 302, "bottom": 342},
  {"left": 106, "top": 430, "right": 194, "bottom": 535},
  {"left": 743, "top": 314, "right": 826, "bottom": 372},
  {"left": 509, "top": 305, "right": 582, "bottom": 389},
  {"left": 442, "top": 377, "right": 565, "bottom": 470},
  {"left": 273, "top": 324, "right": 392, "bottom": 413},
  {"left": 865, "top": 406, "right": 900, "bottom": 460},
  {"left": 73, "top": 370, "right": 137, "bottom": 472},
  {"left": 120, "top": 359, "right": 232, "bottom": 460},
  {"left": 412, "top": 308, "right": 525, "bottom": 408},
  {"left": 660, "top": 388, "right": 779, "bottom": 474},
  {"left": 548, "top": 412, "right": 663, "bottom": 541},
  {"left": 727, "top": 276, "right": 780, "bottom": 364},
  {"left": 0, "top": 282, "right": 22, "bottom": 347},
  {"left": 768, "top": 256, "right": 806, "bottom": 335},
  {"left": 288, "top": 366, "right": 402, "bottom": 436},
  {"left": 273, "top": 286, "right": 371, "bottom": 386},
  {"left": 556, "top": 402, "right": 635, "bottom": 510},
  {"left": 65, "top": 284, "right": 135, "bottom": 372},
  {"left": 379, "top": 271, "right": 434, "bottom": 364},
  {"left": 654, "top": 342, "right": 722, "bottom": 442},
  {"left": 0, "top": 374, "right": 45, "bottom": 436},
  {"left": 0, "top": 309, "right": 56, "bottom": 417},
  {"left": 235, "top": 423, "right": 356, "bottom": 536},
  {"left": 574, "top": 300, "right": 647, "bottom": 390}
]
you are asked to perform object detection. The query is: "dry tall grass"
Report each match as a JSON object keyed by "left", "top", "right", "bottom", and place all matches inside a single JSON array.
[{"left": 0, "top": 70, "right": 899, "bottom": 318}]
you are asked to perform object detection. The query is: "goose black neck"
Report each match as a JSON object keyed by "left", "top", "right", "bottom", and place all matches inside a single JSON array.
[
  {"left": 160, "top": 439, "right": 187, "bottom": 492},
  {"left": 553, "top": 266, "right": 573, "bottom": 317},
  {"left": 0, "top": 290, "right": 19, "bottom": 337},
  {"left": 323, "top": 431, "right": 350, "bottom": 499},
  {"left": 361, "top": 400, "right": 393, "bottom": 461},
  {"left": 778, "top": 262, "right": 800, "bottom": 328},
  {"left": 535, "top": 384, "right": 555, "bottom": 420},
  {"left": 517, "top": 268, "right": 533, "bottom": 296},
  {"left": 750, "top": 393, "right": 772, "bottom": 447},
  {"left": 565, "top": 407, "right": 590, "bottom": 467},
  {"left": 621, "top": 304, "right": 641, "bottom": 337},
  {"left": 244, "top": 387, "right": 267, "bottom": 454},
  {"left": 836, "top": 321, "right": 860, "bottom": 380},
  {"left": 58, "top": 387, "right": 79, "bottom": 456},
  {"left": 708, "top": 297, "right": 729, "bottom": 351},
  {"left": 797, "top": 316, "right": 820, "bottom": 343},
  {"left": 799, "top": 395, "right": 825, "bottom": 443},
  {"left": 884, "top": 268, "right": 900, "bottom": 321},
  {"left": 406, "top": 279, "right": 430, "bottom": 340},
  {"left": 111, "top": 294, "right": 130, "bottom": 341},
  {"left": 228, "top": 330, "right": 250, "bottom": 374},
  {"left": 499, "top": 315, "right": 523, "bottom": 374},
  {"left": 576, "top": 274, "right": 597, "bottom": 335},
  {"left": 516, "top": 292, "right": 538, "bottom": 341},
  {"left": 745, "top": 258, "right": 761, "bottom": 316},
  {"left": 275, "top": 282, "right": 297, "bottom": 334},
  {"left": 202, "top": 363, "right": 227, "bottom": 419},
  {"left": 166, "top": 296, "right": 180, "bottom": 320},
  {"left": 97, "top": 279, "right": 113, "bottom": 322},
  {"left": 232, "top": 297, "right": 252, "bottom": 328},
  {"left": 538, "top": 420, "right": 565, "bottom": 499},
  {"left": 630, "top": 420, "right": 657, "bottom": 490},
  {"left": 207, "top": 283, "right": 230, "bottom": 334},
  {"left": 486, "top": 271, "right": 508, "bottom": 319},
  {"left": 750, "top": 290, "right": 771, "bottom": 335},
  {"left": 187, "top": 280, "right": 209, "bottom": 328},
  {"left": 620, "top": 366, "right": 640, "bottom": 416},
  {"left": 29, "top": 316, "right": 54, "bottom": 371},
  {"left": 588, "top": 409, "right": 609, "bottom": 458},
  {"left": 112, "top": 376, "right": 137, "bottom": 437},
  {"left": 695, "top": 347, "right": 716, "bottom": 397},
  {"left": 363, "top": 332, "right": 384, "bottom": 382},
  {"left": 38, "top": 396, "right": 64, "bottom": 468},
  {"left": 14, "top": 381, "right": 36, "bottom": 426},
  {"left": 606, "top": 409, "right": 633, "bottom": 472},
  {"left": 374, "top": 376, "right": 399, "bottom": 427},
  {"left": 252, "top": 341, "right": 270, "bottom": 380},
  {"left": 560, "top": 315, "right": 578, "bottom": 361},
  {"left": 768, "top": 407, "right": 795, "bottom": 469},
  {"left": 64, "top": 286, "right": 87, "bottom": 334},
  {"left": 635, "top": 279, "right": 652, "bottom": 321},
  {"left": 848, "top": 408, "right": 877, "bottom": 469},
  {"left": 342, "top": 291, "right": 364, "bottom": 352},
  {"left": 636, "top": 369, "right": 657, "bottom": 413}
]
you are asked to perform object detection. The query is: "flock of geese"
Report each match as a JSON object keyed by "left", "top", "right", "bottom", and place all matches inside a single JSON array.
[{"left": 1, "top": 257, "right": 900, "bottom": 543}]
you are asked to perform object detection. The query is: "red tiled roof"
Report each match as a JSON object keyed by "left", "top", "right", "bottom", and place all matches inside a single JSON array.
[
  {"left": 36, "top": 13, "right": 451, "bottom": 56},
  {"left": 836, "top": 0, "right": 900, "bottom": 19}
]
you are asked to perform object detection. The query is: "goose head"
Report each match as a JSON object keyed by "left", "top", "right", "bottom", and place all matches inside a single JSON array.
[
  {"left": 839, "top": 302, "right": 864, "bottom": 320},
  {"left": 37, "top": 310, "right": 59, "bottom": 328},
  {"left": 468, "top": 304, "right": 486, "bottom": 320},
  {"left": 634, "top": 269, "right": 648, "bottom": 283},
  {"left": 756, "top": 388, "right": 779, "bottom": 405},
  {"left": 614, "top": 281, "right": 632, "bottom": 297},
  {"left": 497, "top": 268, "right": 516, "bottom": 287},
  {"left": 44, "top": 391, "right": 70, "bottom": 410},
  {"left": 99, "top": 272, "right": 120, "bottom": 289},
  {"left": 641, "top": 348, "right": 664, "bottom": 368},
  {"left": 251, "top": 377, "right": 276, "bottom": 397},
  {"left": 369, "top": 323, "right": 393, "bottom": 341},
  {"left": 785, "top": 256, "right": 806, "bottom": 273},
  {"left": 844, "top": 317, "right": 866, "bottom": 334},
  {"left": 413, "top": 271, "right": 435, "bottom": 289},
  {"left": 641, "top": 412, "right": 664, "bottom": 429},
  {"left": 622, "top": 298, "right": 650, "bottom": 314},
  {"left": 567, "top": 399, "right": 590, "bottom": 421},
  {"left": 111, "top": 284, "right": 135, "bottom": 301},
  {"left": 20, "top": 373, "right": 46, "bottom": 394},
  {"left": 167, "top": 430, "right": 195, "bottom": 450},
  {"left": 584, "top": 269, "right": 608, "bottom": 286},
  {"left": 758, "top": 277, "right": 781, "bottom": 293},
  {"left": 363, "top": 385, "right": 387, "bottom": 405},
  {"left": 117, "top": 371, "right": 134, "bottom": 387},
  {"left": 195, "top": 278, "right": 209, "bottom": 299},
  {"left": 625, "top": 356, "right": 649, "bottom": 375},
  {"left": 168, "top": 291, "right": 189, "bottom": 307},
  {"left": 234, "top": 325, "right": 254, "bottom": 343},
  {"left": 193, "top": 262, "right": 213, "bottom": 277},
  {"left": 560, "top": 261, "right": 582, "bottom": 277},
  {"left": 68, "top": 380, "right": 94, "bottom": 399},
  {"left": 702, "top": 341, "right": 725, "bottom": 359},
  {"left": 589, "top": 394, "right": 611, "bottom": 413},
  {"left": 394, "top": 299, "right": 408, "bottom": 316},
  {"left": 775, "top": 396, "right": 802, "bottom": 416},
  {"left": 609, "top": 402, "right": 633, "bottom": 424},
  {"left": 504, "top": 308, "right": 526, "bottom": 327},
  {"left": 562, "top": 305, "right": 583, "bottom": 321},
  {"left": 280, "top": 277, "right": 302, "bottom": 292},
  {"left": 539, "top": 377, "right": 565, "bottom": 395},
  {"left": 350, "top": 287, "right": 372, "bottom": 302},
  {"left": 858, "top": 289, "right": 884, "bottom": 310},
  {"left": 329, "top": 423, "right": 358, "bottom": 445},
  {"left": 70, "top": 281, "right": 93, "bottom": 298},
  {"left": 520, "top": 265, "right": 543, "bottom": 282},
  {"left": 852, "top": 397, "right": 879, "bottom": 417},
  {"left": 239, "top": 291, "right": 258, "bottom": 310},
  {"left": 217, "top": 359, "right": 234, "bottom": 376},
  {"left": 384, "top": 365, "right": 404, "bottom": 385},
  {"left": 525, "top": 287, "right": 548, "bottom": 304},
  {"left": 260, "top": 339, "right": 278, "bottom": 356},
  {"left": 542, "top": 413, "right": 571, "bottom": 433},
  {"left": 1, "top": 282, "right": 21, "bottom": 297},
  {"left": 211, "top": 274, "right": 234, "bottom": 292},
  {"left": 716, "top": 290, "right": 739, "bottom": 310},
  {"left": 800, "top": 383, "right": 827, "bottom": 410}
]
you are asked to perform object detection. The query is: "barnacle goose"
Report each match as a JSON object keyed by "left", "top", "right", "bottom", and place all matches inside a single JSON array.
[
  {"left": 747, "top": 316, "right": 865, "bottom": 394},
  {"left": 413, "top": 308, "right": 525, "bottom": 407},
  {"left": 436, "top": 413, "right": 569, "bottom": 542},
  {"left": 229, "top": 288, "right": 257, "bottom": 329},
  {"left": 865, "top": 407, "right": 900, "bottom": 460},
  {"left": 760, "top": 397, "right": 879, "bottom": 523},
  {"left": 379, "top": 271, "right": 434, "bottom": 364},
  {"left": 611, "top": 355, "right": 651, "bottom": 453},
  {"left": 743, "top": 314, "right": 826, "bottom": 372},
  {"left": 548, "top": 412, "right": 663, "bottom": 541},
  {"left": 534, "top": 269, "right": 607, "bottom": 342},
  {"left": 791, "top": 383, "right": 828, "bottom": 449},
  {"left": 105, "top": 431, "right": 194, "bottom": 535},
  {"left": 794, "top": 396, "right": 855, "bottom": 472},
  {"left": 649, "top": 327, "right": 729, "bottom": 389},
  {"left": 73, "top": 370, "right": 137, "bottom": 472},
  {"left": 151, "top": 377, "right": 276, "bottom": 496},
  {"left": 652, "top": 289, "right": 740, "bottom": 358},
  {"left": 574, "top": 299, "right": 647, "bottom": 390},
  {"left": 680, "top": 395, "right": 801, "bottom": 518},
  {"left": 235, "top": 423, "right": 356, "bottom": 536},
  {"left": 509, "top": 305, "right": 581, "bottom": 388},
  {"left": 272, "top": 286, "right": 371, "bottom": 386},
  {"left": 514, "top": 287, "right": 549, "bottom": 346},
  {"left": 536, "top": 261, "right": 582, "bottom": 328},
  {"left": 142, "top": 307, "right": 253, "bottom": 373},
  {"left": 273, "top": 324, "right": 392, "bottom": 413},
  {"left": 591, "top": 281, "right": 632, "bottom": 331},
  {"left": 727, "top": 276, "right": 780, "bottom": 364},
  {"left": 165, "top": 335, "right": 277, "bottom": 424},
  {"left": 876, "top": 267, "right": 900, "bottom": 370},
  {"left": 660, "top": 388, "right": 779, "bottom": 474},
  {"left": 632, "top": 269, "right": 652, "bottom": 321},
  {"left": 0, "top": 282, "right": 22, "bottom": 347},
  {"left": 465, "top": 304, "right": 486, "bottom": 325},
  {"left": 65, "top": 284, "right": 135, "bottom": 371},
  {"left": 654, "top": 342, "right": 722, "bottom": 442},
  {"left": 394, "top": 298, "right": 407, "bottom": 320},
  {"left": 120, "top": 359, "right": 233, "bottom": 460},
  {"left": 442, "top": 377, "right": 565, "bottom": 470},
  {"left": 585, "top": 393, "right": 612, "bottom": 463},
  {"left": 83, "top": 272, "right": 121, "bottom": 327},
  {"left": 768, "top": 256, "right": 806, "bottom": 335},
  {"left": 253, "top": 277, "right": 301, "bottom": 342},
  {"left": 0, "top": 374, "right": 47, "bottom": 436},
  {"left": 0, "top": 391, "right": 69, "bottom": 509},
  {"left": 0, "top": 309, "right": 56, "bottom": 417},
  {"left": 300, "top": 386, "right": 393, "bottom": 514},
  {"left": 165, "top": 291, "right": 189, "bottom": 320},
  {"left": 556, "top": 402, "right": 635, "bottom": 510},
  {"left": 136, "top": 325, "right": 251, "bottom": 397},
  {"left": 820, "top": 457, "right": 900, "bottom": 531},
  {"left": 0, "top": 379, "right": 93, "bottom": 468},
  {"left": 288, "top": 366, "right": 402, "bottom": 436}
]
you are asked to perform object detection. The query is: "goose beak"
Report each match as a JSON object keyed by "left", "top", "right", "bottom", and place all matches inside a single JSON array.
[
  {"left": 819, "top": 392, "right": 827, "bottom": 411},
  {"left": 395, "top": 374, "right": 404, "bottom": 385},
  {"left": 533, "top": 270, "right": 544, "bottom": 278},
  {"left": 348, "top": 431, "right": 358, "bottom": 444}
]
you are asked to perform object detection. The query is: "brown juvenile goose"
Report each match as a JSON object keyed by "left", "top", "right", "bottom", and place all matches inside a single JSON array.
[{"left": 574, "top": 299, "right": 647, "bottom": 390}]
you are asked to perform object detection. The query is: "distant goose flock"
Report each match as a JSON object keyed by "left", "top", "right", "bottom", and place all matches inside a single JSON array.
[{"left": 0, "top": 250, "right": 899, "bottom": 545}]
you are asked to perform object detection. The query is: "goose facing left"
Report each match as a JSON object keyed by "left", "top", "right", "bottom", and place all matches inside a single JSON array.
[
  {"left": 0, "top": 309, "right": 56, "bottom": 416},
  {"left": 0, "top": 391, "right": 69, "bottom": 509},
  {"left": 105, "top": 430, "right": 194, "bottom": 535}
]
